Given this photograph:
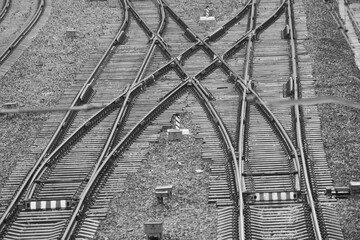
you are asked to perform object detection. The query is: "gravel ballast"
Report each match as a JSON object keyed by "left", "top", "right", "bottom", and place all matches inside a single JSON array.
[
  {"left": 94, "top": 0, "right": 243, "bottom": 239},
  {"left": 96, "top": 0, "right": 360, "bottom": 239},
  {"left": 0, "top": 0, "right": 37, "bottom": 53},
  {"left": 303, "top": 0, "right": 360, "bottom": 239},
  {"left": 96, "top": 127, "right": 217, "bottom": 239},
  {"left": 0, "top": 0, "right": 121, "bottom": 191},
  {"left": 1, "top": 0, "right": 360, "bottom": 239}
]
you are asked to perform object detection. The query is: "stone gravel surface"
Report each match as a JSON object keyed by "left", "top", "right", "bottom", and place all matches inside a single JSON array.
[
  {"left": 96, "top": 125, "right": 217, "bottom": 239},
  {"left": 304, "top": 0, "right": 360, "bottom": 239},
  {"left": 94, "top": 1, "right": 242, "bottom": 239},
  {"left": 0, "top": 0, "right": 121, "bottom": 190},
  {"left": 2, "top": 0, "right": 360, "bottom": 239},
  {"left": 0, "top": 0, "right": 37, "bottom": 54}
]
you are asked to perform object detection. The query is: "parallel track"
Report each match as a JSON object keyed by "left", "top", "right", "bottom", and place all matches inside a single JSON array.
[{"left": 0, "top": 0, "right": 344, "bottom": 239}]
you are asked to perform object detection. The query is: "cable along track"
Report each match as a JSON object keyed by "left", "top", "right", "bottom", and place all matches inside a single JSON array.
[{"left": 0, "top": 0, "right": 344, "bottom": 239}]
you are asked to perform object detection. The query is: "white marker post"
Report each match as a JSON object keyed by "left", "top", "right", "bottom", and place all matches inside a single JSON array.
[{"left": 199, "top": 6, "right": 216, "bottom": 22}]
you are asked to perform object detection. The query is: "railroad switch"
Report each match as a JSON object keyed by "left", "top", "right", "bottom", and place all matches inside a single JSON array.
[
  {"left": 155, "top": 185, "right": 173, "bottom": 204},
  {"left": 281, "top": 25, "right": 291, "bottom": 39},
  {"left": 144, "top": 221, "right": 163, "bottom": 240},
  {"left": 80, "top": 84, "right": 94, "bottom": 103},
  {"left": 283, "top": 77, "right": 294, "bottom": 97}
]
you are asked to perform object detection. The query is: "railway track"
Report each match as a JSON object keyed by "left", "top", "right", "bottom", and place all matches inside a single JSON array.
[
  {"left": 0, "top": 0, "right": 10, "bottom": 22},
  {"left": 240, "top": 0, "right": 343, "bottom": 239},
  {"left": 0, "top": 0, "right": 345, "bottom": 239},
  {"left": 0, "top": 0, "right": 45, "bottom": 66}
]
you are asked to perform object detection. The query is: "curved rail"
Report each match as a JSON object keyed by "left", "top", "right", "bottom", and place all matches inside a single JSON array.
[
  {"left": 61, "top": 79, "right": 190, "bottom": 239},
  {"left": 206, "top": 0, "right": 252, "bottom": 42},
  {"left": 287, "top": 0, "right": 323, "bottom": 238},
  {"left": 245, "top": 89, "right": 302, "bottom": 191},
  {"left": 237, "top": 1, "right": 256, "bottom": 239},
  {"left": 24, "top": 90, "right": 129, "bottom": 199},
  {"left": 0, "top": 0, "right": 129, "bottom": 235},
  {"left": 223, "top": 0, "right": 287, "bottom": 60},
  {"left": 125, "top": 4, "right": 306, "bottom": 239},
  {"left": 253, "top": 0, "right": 287, "bottom": 38},
  {"left": 192, "top": 79, "right": 241, "bottom": 239},
  {"left": 224, "top": 0, "right": 302, "bottom": 191},
  {"left": 1, "top": 1, "right": 322, "bottom": 239},
  {"left": 346, "top": 1, "right": 360, "bottom": 37},
  {"left": 235, "top": 0, "right": 323, "bottom": 238},
  {"left": 233, "top": 1, "right": 306, "bottom": 238},
  {"left": 323, "top": 0, "right": 352, "bottom": 47},
  {"left": 156, "top": 0, "right": 166, "bottom": 36},
  {"left": 0, "top": 0, "right": 10, "bottom": 22},
  {"left": 62, "top": 1, "right": 257, "bottom": 237},
  {"left": 61, "top": 1, "right": 171, "bottom": 237},
  {"left": 0, "top": 0, "right": 45, "bottom": 65}
]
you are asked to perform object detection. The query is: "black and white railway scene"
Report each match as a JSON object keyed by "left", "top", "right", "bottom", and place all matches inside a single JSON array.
[{"left": 1, "top": 0, "right": 360, "bottom": 239}]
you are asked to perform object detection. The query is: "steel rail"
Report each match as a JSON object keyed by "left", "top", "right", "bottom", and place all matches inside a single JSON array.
[
  {"left": 156, "top": 0, "right": 166, "bottom": 36},
  {"left": 323, "top": 0, "right": 352, "bottom": 47},
  {"left": 63, "top": 1, "right": 317, "bottom": 239},
  {"left": 206, "top": 0, "right": 252, "bottom": 42},
  {"left": 31, "top": 0, "right": 128, "bottom": 157},
  {"left": 24, "top": 88, "right": 129, "bottom": 199},
  {"left": 61, "top": 1, "right": 170, "bottom": 237},
  {"left": 238, "top": 0, "right": 303, "bottom": 190},
  {"left": 136, "top": 3, "right": 260, "bottom": 89},
  {"left": 222, "top": 0, "right": 287, "bottom": 60},
  {"left": 237, "top": 0, "right": 256, "bottom": 239},
  {"left": 161, "top": 1, "right": 197, "bottom": 42},
  {"left": 64, "top": 1, "right": 298, "bottom": 239},
  {"left": 1, "top": 0, "right": 296, "bottom": 238},
  {"left": 126, "top": 3, "right": 255, "bottom": 240},
  {"left": 191, "top": 79, "right": 241, "bottom": 239},
  {"left": 127, "top": 0, "right": 153, "bottom": 39},
  {"left": 241, "top": 0, "right": 302, "bottom": 191},
  {"left": 247, "top": 89, "right": 301, "bottom": 192},
  {"left": 0, "top": 0, "right": 48, "bottom": 234},
  {"left": 138, "top": 2, "right": 304, "bottom": 211},
  {"left": 59, "top": 90, "right": 132, "bottom": 238},
  {"left": 0, "top": 0, "right": 10, "bottom": 22},
  {"left": 61, "top": 79, "right": 189, "bottom": 240},
  {"left": 125, "top": 0, "right": 162, "bottom": 87},
  {"left": 345, "top": 1, "right": 360, "bottom": 37},
  {"left": 0, "top": 0, "right": 44, "bottom": 65},
  {"left": 287, "top": 0, "right": 323, "bottom": 239},
  {"left": 63, "top": 1, "right": 255, "bottom": 237},
  {"left": 253, "top": 0, "right": 287, "bottom": 38},
  {"left": 232, "top": 0, "right": 302, "bottom": 197},
  {"left": 65, "top": 77, "right": 237, "bottom": 240},
  {"left": 0, "top": 0, "right": 129, "bottom": 235},
  {"left": 96, "top": 0, "right": 170, "bottom": 172}
]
